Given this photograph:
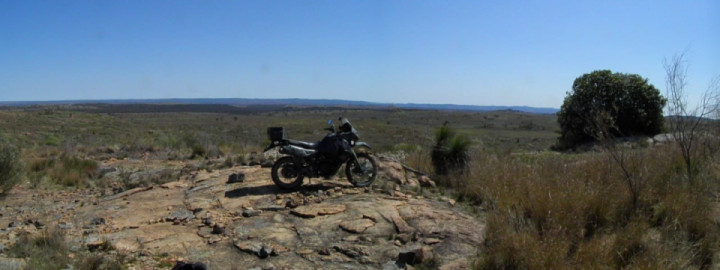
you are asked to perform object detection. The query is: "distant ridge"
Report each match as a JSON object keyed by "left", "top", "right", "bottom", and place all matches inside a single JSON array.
[{"left": 0, "top": 98, "right": 559, "bottom": 114}]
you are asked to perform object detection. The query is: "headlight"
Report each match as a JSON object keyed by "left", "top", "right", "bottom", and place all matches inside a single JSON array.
[{"left": 351, "top": 140, "right": 356, "bottom": 146}]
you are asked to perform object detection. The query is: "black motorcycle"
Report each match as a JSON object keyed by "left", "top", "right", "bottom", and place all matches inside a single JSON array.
[{"left": 263, "top": 118, "right": 377, "bottom": 190}]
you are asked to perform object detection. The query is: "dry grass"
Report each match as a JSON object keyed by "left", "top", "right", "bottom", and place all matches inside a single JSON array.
[
  {"left": 450, "top": 144, "right": 720, "bottom": 269},
  {"left": 27, "top": 153, "right": 98, "bottom": 187}
]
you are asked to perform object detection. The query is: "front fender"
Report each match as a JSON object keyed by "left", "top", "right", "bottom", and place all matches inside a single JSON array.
[{"left": 354, "top": 142, "right": 372, "bottom": 150}]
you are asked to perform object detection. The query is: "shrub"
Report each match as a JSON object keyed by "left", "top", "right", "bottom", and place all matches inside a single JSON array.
[
  {"left": 0, "top": 138, "right": 23, "bottom": 194},
  {"left": 191, "top": 144, "right": 207, "bottom": 159},
  {"left": 466, "top": 145, "right": 718, "bottom": 269},
  {"left": 7, "top": 229, "right": 71, "bottom": 269},
  {"left": 431, "top": 124, "right": 471, "bottom": 177},
  {"left": 556, "top": 70, "right": 666, "bottom": 149}
]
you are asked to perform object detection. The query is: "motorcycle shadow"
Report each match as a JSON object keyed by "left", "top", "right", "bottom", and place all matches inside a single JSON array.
[{"left": 224, "top": 182, "right": 351, "bottom": 198}]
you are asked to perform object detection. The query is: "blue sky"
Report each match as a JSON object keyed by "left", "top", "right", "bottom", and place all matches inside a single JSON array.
[{"left": 1, "top": 0, "right": 718, "bottom": 108}]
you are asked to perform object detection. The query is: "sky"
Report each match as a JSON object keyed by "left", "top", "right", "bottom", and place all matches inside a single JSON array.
[{"left": 1, "top": 0, "right": 718, "bottom": 108}]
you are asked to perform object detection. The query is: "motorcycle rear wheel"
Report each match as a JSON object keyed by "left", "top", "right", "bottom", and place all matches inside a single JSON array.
[
  {"left": 271, "top": 156, "right": 304, "bottom": 190},
  {"left": 346, "top": 153, "right": 377, "bottom": 187}
]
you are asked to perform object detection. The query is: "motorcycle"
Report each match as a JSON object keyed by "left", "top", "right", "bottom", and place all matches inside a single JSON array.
[{"left": 263, "top": 117, "right": 378, "bottom": 190}]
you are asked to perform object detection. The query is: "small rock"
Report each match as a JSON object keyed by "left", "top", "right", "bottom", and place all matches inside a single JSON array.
[
  {"left": 362, "top": 214, "right": 378, "bottom": 222},
  {"left": 167, "top": 209, "right": 195, "bottom": 222},
  {"left": 211, "top": 224, "right": 225, "bottom": 234},
  {"left": 95, "top": 166, "right": 116, "bottom": 178},
  {"left": 227, "top": 172, "right": 245, "bottom": 184},
  {"left": 90, "top": 217, "right": 106, "bottom": 226},
  {"left": 262, "top": 262, "right": 277, "bottom": 270},
  {"left": 342, "top": 235, "right": 360, "bottom": 242},
  {"left": 242, "top": 209, "right": 261, "bottom": 218},
  {"left": 418, "top": 175, "right": 436, "bottom": 188},
  {"left": 423, "top": 238, "right": 441, "bottom": 245},
  {"left": 207, "top": 235, "right": 222, "bottom": 245},
  {"left": 391, "top": 215, "right": 413, "bottom": 233},
  {"left": 359, "top": 235, "right": 373, "bottom": 243},
  {"left": 8, "top": 221, "right": 22, "bottom": 228},
  {"left": 259, "top": 245, "right": 273, "bottom": 258},
  {"left": 26, "top": 219, "right": 44, "bottom": 228},
  {"left": 260, "top": 160, "right": 274, "bottom": 168},
  {"left": 235, "top": 240, "right": 263, "bottom": 256},
  {"left": 440, "top": 196, "right": 456, "bottom": 207},
  {"left": 395, "top": 233, "right": 411, "bottom": 244},
  {"left": 285, "top": 200, "right": 299, "bottom": 209},
  {"left": 86, "top": 240, "right": 106, "bottom": 252},
  {"left": 339, "top": 218, "right": 375, "bottom": 233},
  {"left": 333, "top": 244, "right": 370, "bottom": 258},
  {"left": 234, "top": 240, "right": 276, "bottom": 259},
  {"left": 318, "top": 247, "right": 330, "bottom": 255},
  {"left": 202, "top": 217, "right": 213, "bottom": 226}
]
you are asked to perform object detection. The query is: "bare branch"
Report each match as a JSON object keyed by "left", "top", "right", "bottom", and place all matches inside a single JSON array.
[{"left": 663, "top": 52, "right": 720, "bottom": 182}]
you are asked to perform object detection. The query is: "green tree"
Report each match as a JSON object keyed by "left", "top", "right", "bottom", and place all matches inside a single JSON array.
[{"left": 556, "top": 70, "right": 666, "bottom": 149}]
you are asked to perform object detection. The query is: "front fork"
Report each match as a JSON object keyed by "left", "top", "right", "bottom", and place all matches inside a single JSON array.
[{"left": 348, "top": 150, "right": 368, "bottom": 174}]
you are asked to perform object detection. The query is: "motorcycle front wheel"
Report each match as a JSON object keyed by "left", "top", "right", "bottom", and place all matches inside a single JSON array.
[
  {"left": 346, "top": 153, "right": 377, "bottom": 187},
  {"left": 271, "top": 156, "right": 304, "bottom": 190}
]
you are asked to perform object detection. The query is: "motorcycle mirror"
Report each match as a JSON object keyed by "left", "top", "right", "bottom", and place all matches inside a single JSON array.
[{"left": 327, "top": 119, "right": 332, "bottom": 125}]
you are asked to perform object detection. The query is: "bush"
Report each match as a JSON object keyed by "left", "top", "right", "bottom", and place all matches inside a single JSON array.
[
  {"left": 467, "top": 146, "right": 718, "bottom": 269},
  {"left": 556, "top": 70, "right": 666, "bottom": 149},
  {"left": 7, "top": 229, "right": 71, "bottom": 269},
  {"left": 0, "top": 138, "right": 23, "bottom": 194},
  {"left": 431, "top": 124, "right": 471, "bottom": 176}
]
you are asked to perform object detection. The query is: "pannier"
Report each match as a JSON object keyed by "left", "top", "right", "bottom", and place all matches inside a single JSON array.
[{"left": 267, "top": 127, "right": 285, "bottom": 141}]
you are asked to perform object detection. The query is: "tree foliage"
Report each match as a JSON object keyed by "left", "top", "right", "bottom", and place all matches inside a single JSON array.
[{"left": 556, "top": 70, "right": 666, "bottom": 149}]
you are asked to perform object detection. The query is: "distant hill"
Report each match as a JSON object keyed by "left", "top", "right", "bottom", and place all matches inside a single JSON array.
[{"left": 0, "top": 98, "right": 559, "bottom": 114}]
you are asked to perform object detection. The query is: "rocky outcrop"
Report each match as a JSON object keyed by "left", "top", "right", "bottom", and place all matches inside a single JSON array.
[{"left": 0, "top": 158, "right": 482, "bottom": 269}]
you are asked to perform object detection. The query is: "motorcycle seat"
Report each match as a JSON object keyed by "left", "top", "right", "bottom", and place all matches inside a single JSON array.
[
  {"left": 287, "top": 139, "right": 317, "bottom": 150},
  {"left": 282, "top": 145, "right": 316, "bottom": 158}
]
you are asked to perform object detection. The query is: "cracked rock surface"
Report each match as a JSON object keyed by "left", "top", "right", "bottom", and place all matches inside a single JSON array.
[{"left": 0, "top": 158, "right": 484, "bottom": 269}]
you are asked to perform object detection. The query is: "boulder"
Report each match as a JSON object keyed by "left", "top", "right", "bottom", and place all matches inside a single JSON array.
[{"left": 380, "top": 161, "right": 406, "bottom": 185}]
